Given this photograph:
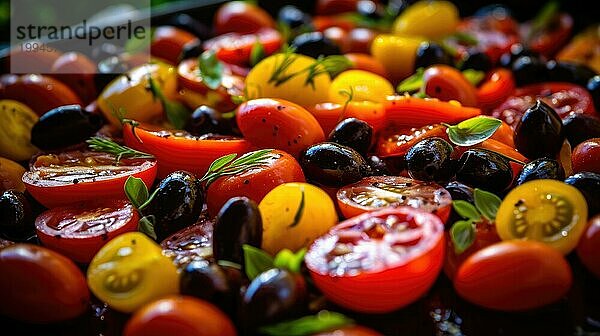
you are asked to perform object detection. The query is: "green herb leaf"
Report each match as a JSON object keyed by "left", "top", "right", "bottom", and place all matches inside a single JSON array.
[
  {"left": 445, "top": 116, "right": 502, "bottom": 147},
  {"left": 147, "top": 74, "right": 191, "bottom": 130},
  {"left": 318, "top": 55, "right": 352, "bottom": 77},
  {"left": 231, "top": 95, "right": 246, "bottom": 105},
  {"left": 450, "top": 31, "right": 479, "bottom": 45},
  {"left": 288, "top": 187, "right": 305, "bottom": 228},
  {"left": 452, "top": 200, "right": 481, "bottom": 222},
  {"left": 250, "top": 41, "right": 266, "bottom": 67},
  {"left": 138, "top": 215, "right": 157, "bottom": 240},
  {"left": 450, "top": 220, "right": 476, "bottom": 254},
  {"left": 198, "top": 49, "right": 224, "bottom": 90},
  {"left": 243, "top": 244, "right": 274, "bottom": 280},
  {"left": 273, "top": 248, "right": 306, "bottom": 273},
  {"left": 259, "top": 310, "right": 354, "bottom": 336},
  {"left": 397, "top": 67, "right": 424, "bottom": 93},
  {"left": 462, "top": 69, "right": 485, "bottom": 86},
  {"left": 474, "top": 188, "right": 502, "bottom": 221},
  {"left": 217, "top": 260, "right": 242, "bottom": 270},
  {"left": 528, "top": 0, "right": 559, "bottom": 40},
  {"left": 276, "top": 21, "right": 292, "bottom": 43},
  {"left": 200, "top": 149, "right": 277, "bottom": 187},
  {"left": 86, "top": 136, "right": 154, "bottom": 163},
  {"left": 124, "top": 176, "right": 149, "bottom": 209}
]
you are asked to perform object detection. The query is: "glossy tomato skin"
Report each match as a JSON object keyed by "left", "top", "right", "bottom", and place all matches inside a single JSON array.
[
  {"left": 422, "top": 65, "right": 478, "bottom": 107},
  {"left": 577, "top": 215, "right": 600, "bottom": 278},
  {"left": 477, "top": 68, "right": 516, "bottom": 113},
  {"left": 454, "top": 241, "right": 572, "bottom": 311},
  {"left": 124, "top": 296, "right": 237, "bottom": 336},
  {"left": 50, "top": 52, "right": 98, "bottom": 105},
  {"left": 237, "top": 98, "right": 325, "bottom": 158},
  {"left": 206, "top": 150, "right": 305, "bottom": 216},
  {"left": 151, "top": 26, "right": 198, "bottom": 65},
  {"left": 214, "top": 1, "right": 275, "bottom": 35},
  {"left": 35, "top": 199, "right": 139, "bottom": 263},
  {"left": 572, "top": 138, "right": 600, "bottom": 174},
  {"left": 0, "top": 244, "right": 90, "bottom": 323},
  {"left": 309, "top": 101, "right": 386, "bottom": 135},
  {"left": 204, "top": 28, "right": 282, "bottom": 67}
]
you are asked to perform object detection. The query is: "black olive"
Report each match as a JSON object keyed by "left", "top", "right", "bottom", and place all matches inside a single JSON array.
[
  {"left": 185, "top": 105, "right": 234, "bottom": 136},
  {"left": 474, "top": 4, "right": 512, "bottom": 18},
  {"left": 213, "top": 197, "right": 262, "bottom": 266},
  {"left": 444, "top": 181, "right": 475, "bottom": 203},
  {"left": 180, "top": 261, "right": 240, "bottom": 315},
  {"left": 414, "top": 41, "right": 454, "bottom": 71},
  {"left": 499, "top": 43, "right": 539, "bottom": 68},
  {"left": 514, "top": 100, "right": 565, "bottom": 160},
  {"left": 278, "top": 5, "right": 312, "bottom": 29},
  {"left": 366, "top": 155, "right": 390, "bottom": 176},
  {"left": 562, "top": 113, "right": 600, "bottom": 147},
  {"left": 90, "top": 42, "right": 122, "bottom": 63},
  {"left": 455, "top": 149, "right": 512, "bottom": 193},
  {"left": 587, "top": 75, "right": 600, "bottom": 112},
  {"left": 516, "top": 158, "right": 565, "bottom": 185},
  {"left": 406, "top": 137, "right": 455, "bottom": 183},
  {"left": 0, "top": 190, "right": 34, "bottom": 241},
  {"left": 300, "top": 142, "right": 370, "bottom": 187},
  {"left": 30, "top": 105, "right": 103, "bottom": 150},
  {"left": 147, "top": 171, "right": 204, "bottom": 241},
  {"left": 168, "top": 14, "right": 211, "bottom": 40},
  {"left": 459, "top": 50, "right": 492, "bottom": 72},
  {"left": 356, "top": 0, "right": 384, "bottom": 20},
  {"left": 565, "top": 172, "right": 600, "bottom": 216},
  {"left": 292, "top": 32, "right": 341, "bottom": 58},
  {"left": 240, "top": 268, "right": 306, "bottom": 331},
  {"left": 180, "top": 39, "right": 203, "bottom": 61},
  {"left": 546, "top": 60, "right": 597, "bottom": 87},
  {"left": 95, "top": 56, "right": 128, "bottom": 91},
  {"left": 511, "top": 55, "right": 548, "bottom": 86},
  {"left": 327, "top": 118, "right": 373, "bottom": 157}
]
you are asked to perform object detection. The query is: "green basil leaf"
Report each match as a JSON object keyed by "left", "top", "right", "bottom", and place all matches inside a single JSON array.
[
  {"left": 124, "top": 176, "right": 149, "bottom": 209},
  {"left": 462, "top": 69, "right": 485, "bottom": 86},
  {"left": 397, "top": 67, "right": 424, "bottom": 93},
  {"left": 164, "top": 100, "right": 191, "bottom": 130},
  {"left": 259, "top": 310, "right": 354, "bottom": 336},
  {"left": 243, "top": 244, "right": 274, "bottom": 280},
  {"left": 138, "top": 215, "right": 157, "bottom": 240},
  {"left": 250, "top": 41, "right": 266, "bottom": 67},
  {"left": 198, "top": 50, "right": 224, "bottom": 90},
  {"left": 450, "top": 220, "right": 476, "bottom": 254},
  {"left": 529, "top": 1, "right": 559, "bottom": 40},
  {"left": 319, "top": 55, "right": 352, "bottom": 77},
  {"left": 452, "top": 200, "right": 481, "bottom": 221},
  {"left": 474, "top": 188, "right": 502, "bottom": 221},
  {"left": 273, "top": 248, "right": 306, "bottom": 273},
  {"left": 446, "top": 116, "right": 502, "bottom": 147}
]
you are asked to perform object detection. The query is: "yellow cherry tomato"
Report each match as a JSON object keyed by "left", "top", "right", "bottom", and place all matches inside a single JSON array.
[
  {"left": 259, "top": 182, "right": 338, "bottom": 255},
  {"left": 495, "top": 180, "right": 588, "bottom": 255},
  {"left": 392, "top": 0, "right": 459, "bottom": 39},
  {"left": 0, "top": 157, "right": 26, "bottom": 192},
  {"left": 0, "top": 100, "right": 39, "bottom": 162},
  {"left": 97, "top": 62, "right": 178, "bottom": 127},
  {"left": 328, "top": 70, "right": 394, "bottom": 104},
  {"left": 87, "top": 232, "right": 179, "bottom": 313},
  {"left": 245, "top": 53, "right": 331, "bottom": 108},
  {"left": 370, "top": 34, "right": 425, "bottom": 83}
]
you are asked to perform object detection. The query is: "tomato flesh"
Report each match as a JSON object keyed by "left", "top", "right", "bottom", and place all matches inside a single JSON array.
[{"left": 161, "top": 218, "right": 214, "bottom": 268}]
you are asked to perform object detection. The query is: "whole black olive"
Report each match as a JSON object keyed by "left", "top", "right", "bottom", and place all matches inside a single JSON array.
[
  {"left": 565, "top": 172, "right": 600, "bottom": 216},
  {"left": 213, "top": 197, "right": 262, "bottom": 266},
  {"left": 414, "top": 41, "right": 454, "bottom": 70},
  {"left": 455, "top": 149, "right": 512, "bottom": 193},
  {"left": 180, "top": 39, "right": 203, "bottom": 61},
  {"left": 278, "top": 5, "right": 312, "bottom": 29},
  {"left": 406, "top": 137, "right": 455, "bottom": 183},
  {"left": 147, "top": 171, "right": 204, "bottom": 241},
  {"left": 444, "top": 181, "right": 475, "bottom": 203},
  {"left": 587, "top": 75, "right": 600, "bottom": 112},
  {"left": 562, "top": 113, "right": 600, "bottom": 147},
  {"left": 459, "top": 50, "right": 492, "bottom": 72},
  {"left": 366, "top": 155, "right": 390, "bottom": 176},
  {"left": 168, "top": 13, "right": 211, "bottom": 40},
  {"left": 30, "top": 105, "right": 103, "bottom": 150},
  {"left": 185, "top": 105, "right": 234, "bottom": 136},
  {"left": 499, "top": 43, "right": 539, "bottom": 68},
  {"left": 240, "top": 268, "right": 306, "bottom": 331},
  {"left": 511, "top": 55, "right": 548, "bottom": 86},
  {"left": 300, "top": 142, "right": 370, "bottom": 187},
  {"left": 514, "top": 100, "right": 565, "bottom": 160},
  {"left": 516, "top": 158, "right": 565, "bottom": 185},
  {"left": 356, "top": 0, "right": 384, "bottom": 20},
  {"left": 0, "top": 190, "right": 34, "bottom": 241},
  {"left": 180, "top": 261, "right": 240, "bottom": 315},
  {"left": 546, "top": 60, "right": 597, "bottom": 87},
  {"left": 327, "top": 118, "right": 373, "bottom": 157},
  {"left": 292, "top": 32, "right": 341, "bottom": 58}
]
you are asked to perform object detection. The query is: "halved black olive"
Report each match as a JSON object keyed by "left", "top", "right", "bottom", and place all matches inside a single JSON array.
[
  {"left": 514, "top": 100, "right": 565, "bottom": 160},
  {"left": 0, "top": 190, "right": 34, "bottom": 242},
  {"left": 327, "top": 118, "right": 373, "bottom": 157},
  {"left": 414, "top": 41, "right": 454, "bottom": 70},
  {"left": 455, "top": 149, "right": 512, "bottom": 193},
  {"left": 406, "top": 137, "right": 455, "bottom": 183},
  {"left": 300, "top": 142, "right": 370, "bottom": 187},
  {"left": 31, "top": 105, "right": 103, "bottom": 150},
  {"left": 562, "top": 113, "right": 600, "bottom": 148},
  {"left": 516, "top": 158, "right": 565, "bottom": 185},
  {"left": 565, "top": 172, "right": 600, "bottom": 216},
  {"left": 291, "top": 32, "right": 341, "bottom": 58}
]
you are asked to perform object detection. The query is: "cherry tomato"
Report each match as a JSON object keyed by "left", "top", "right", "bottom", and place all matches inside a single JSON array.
[
  {"left": 236, "top": 98, "right": 325, "bottom": 158},
  {"left": 346, "top": 28, "right": 378, "bottom": 54},
  {"left": 0, "top": 157, "right": 26, "bottom": 193},
  {"left": 0, "top": 99, "right": 39, "bottom": 162},
  {"left": 259, "top": 182, "right": 338, "bottom": 255},
  {"left": 577, "top": 214, "right": 600, "bottom": 278},
  {"left": 0, "top": 244, "right": 90, "bottom": 323},
  {"left": 344, "top": 53, "right": 388, "bottom": 78},
  {"left": 526, "top": 13, "right": 573, "bottom": 57},
  {"left": 422, "top": 65, "right": 478, "bottom": 107},
  {"left": 377, "top": 124, "right": 448, "bottom": 158},
  {"left": 124, "top": 296, "right": 237, "bottom": 336},
  {"left": 50, "top": 52, "right": 97, "bottom": 105},
  {"left": 204, "top": 28, "right": 282, "bottom": 67},
  {"left": 454, "top": 240, "right": 572, "bottom": 311},
  {"left": 206, "top": 149, "right": 305, "bottom": 216},
  {"left": 336, "top": 176, "right": 452, "bottom": 222},
  {"left": 490, "top": 82, "right": 597, "bottom": 129},
  {"left": 313, "top": 325, "right": 383, "bottom": 336},
  {"left": 87, "top": 232, "right": 179, "bottom": 313},
  {"left": 370, "top": 34, "right": 425, "bottom": 83},
  {"left": 495, "top": 180, "right": 588, "bottom": 254},
  {"left": 161, "top": 218, "right": 213, "bottom": 268},
  {"left": 6, "top": 48, "right": 62, "bottom": 74},
  {"left": 35, "top": 199, "right": 139, "bottom": 263},
  {"left": 309, "top": 100, "right": 386, "bottom": 135},
  {"left": 151, "top": 26, "right": 199, "bottom": 65},
  {"left": 123, "top": 122, "right": 252, "bottom": 178},
  {"left": 315, "top": 0, "right": 359, "bottom": 15},
  {"left": 392, "top": 0, "right": 459, "bottom": 39},
  {"left": 22, "top": 150, "right": 157, "bottom": 208},
  {"left": 306, "top": 207, "right": 444, "bottom": 313},
  {"left": 572, "top": 138, "right": 600, "bottom": 174},
  {"left": 214, "top": 1, "right": 275, "bottom": 35},
  {"left": 329, "top": 70, "right": 394, "bottom": 104},
  {"left": 477, "top": 68, "right": 516, "bottom": 113},
  {"left": 312, "top": 15, "right": 357, "bottom": 32}
]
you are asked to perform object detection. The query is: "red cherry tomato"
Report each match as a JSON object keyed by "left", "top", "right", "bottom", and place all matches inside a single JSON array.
[
  {"left": 22, "top": 150, "right": 157, "bottom": 208},
  {"left": 572, "top": 138, "right": 600, "bottom": 174},
  {"left": 203, "top": 28, "right": 282, "bottom": 67},
  {"left": 336, "top": 176, "right": 452, "bottom": 222},
  {"left": 309, "top": 101, "right": 386, "bottom": 135},
  {"left": 526, "top": 13, "right": 573, "bottom": 57},
  {"left": 151, "top": 26, "right": 199, "bottom": 65},
  {"left": 577, "top": 215, "right": 600, "bottom": 278},
  {"left": 35, "top": 199, "right": 139, "bottom": 263},
  {"left": 206, "top": 149, "right": 305, "bottom": 216},
  {"left": 236, "top": 98, "right": 325, "bottom": 158},
  {"left": 0, "top": 244, "right": 90, "bottom": 323},
  {"left": 316, "top": 0, "right": 359, "bottom": 15},
  {"left": 377, "top": 124, "right": 448, "bottom": 158},
  {"left": 161, "top": 218, "right": 214, "bottom": 268},
  {"left": 312, "top": 15, "right": 357, "bottom": 32},
  {"left": 6, "top": 48, "right": 62, "bottom": 74},
  {"left": 123, "top": 122, "right": 253, "bottom": 178},
  {"left": 346, "top": 28, "right": 378, "bottom": 54},
  {"left": 490, "top": 82, "right": 596, "bottom": 129},
  {"left": 50, "top": 52, "right": 97, "bottom": 105},
  {"left": 422, "top": 65, "right": 478, "bottom": 107},
  {"left": 214, "top": 1, "right": 275, "bottom": 35},
  {"left": 454, "top": 240, "right": 572, "bottom": 311},
  {"left": 306, "top": 207, "right": 445, "bottom": 313},
  {"left": 476, "top": 68, "right": 516, "bottom": 113},
  {"left": 344, "top": 53, "right": 388, "bottom": 78},
  {"left": 123, "top": 296, "right": 237, "bottom": 336}
]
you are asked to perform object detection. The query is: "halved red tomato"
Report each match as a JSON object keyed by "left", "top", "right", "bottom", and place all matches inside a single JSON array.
[
  {"left": 377, "top": 124, "right": 448, "bottom": 158},
  {"left": 161, "top": 217, "right": 213, "bottom": 268},
  {"left": 336, "top": 176, "right": 452, "bottom": 222},
  {"left": 35, "top": 199, "right": 139, "bottom": 263},
  {"left": 384, "top": 96, "right": 481, "bottom": 130},
  {"left": 22, "top": 150, "right": 157, "bottom": 208},
  {"left": 490, "top": 82, "right": 597, "bottom": 128},
  {"left": 577, "top": 214, "right": 600, "bottom": 278},
  {"left": 305, "top": 207, "right": 445, "bottom": 313},
  {"left": 309, "top": 101, "right": 386, "bottom": 136},
  {"left": 123, "top": 122, "right": 253, "bottom": 178},
  {"left": 203, "top": 28, "right": 283, "bottom": 67}
]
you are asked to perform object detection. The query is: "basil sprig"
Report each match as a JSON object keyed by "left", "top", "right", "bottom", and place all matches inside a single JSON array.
[
  {"left": 259, "top": 310, "right": 354, "bottom": 336},
  {"left": 443, "top": 116, "right": 502, "bottom": 147},
  {"left": 147, "top": 74, "right": 190, "bottom": 130},
  {"left": 124, "top": 176, "right": 159, "bottom": 239},
  {"left": 198, "top": 49, "right": 224, "bottom": 90},
  {"left": 242, "top": 244, "right": 306, "bottom": 280}
]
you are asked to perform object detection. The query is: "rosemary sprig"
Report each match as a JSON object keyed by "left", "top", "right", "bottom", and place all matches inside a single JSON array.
[
  {"left": 337, "top": 86, "right": 354, "bottom": 123},
  {"left": 86, "top": 136, "right": 154, "bottom": 163},
  {"left": 200, "top": 149, "right": 278, "bottom": 187}
]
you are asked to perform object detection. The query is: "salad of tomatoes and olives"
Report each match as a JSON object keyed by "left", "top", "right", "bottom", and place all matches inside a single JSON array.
[{"left": 1, "top": 0, "right": 600, "bottom": 335}]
